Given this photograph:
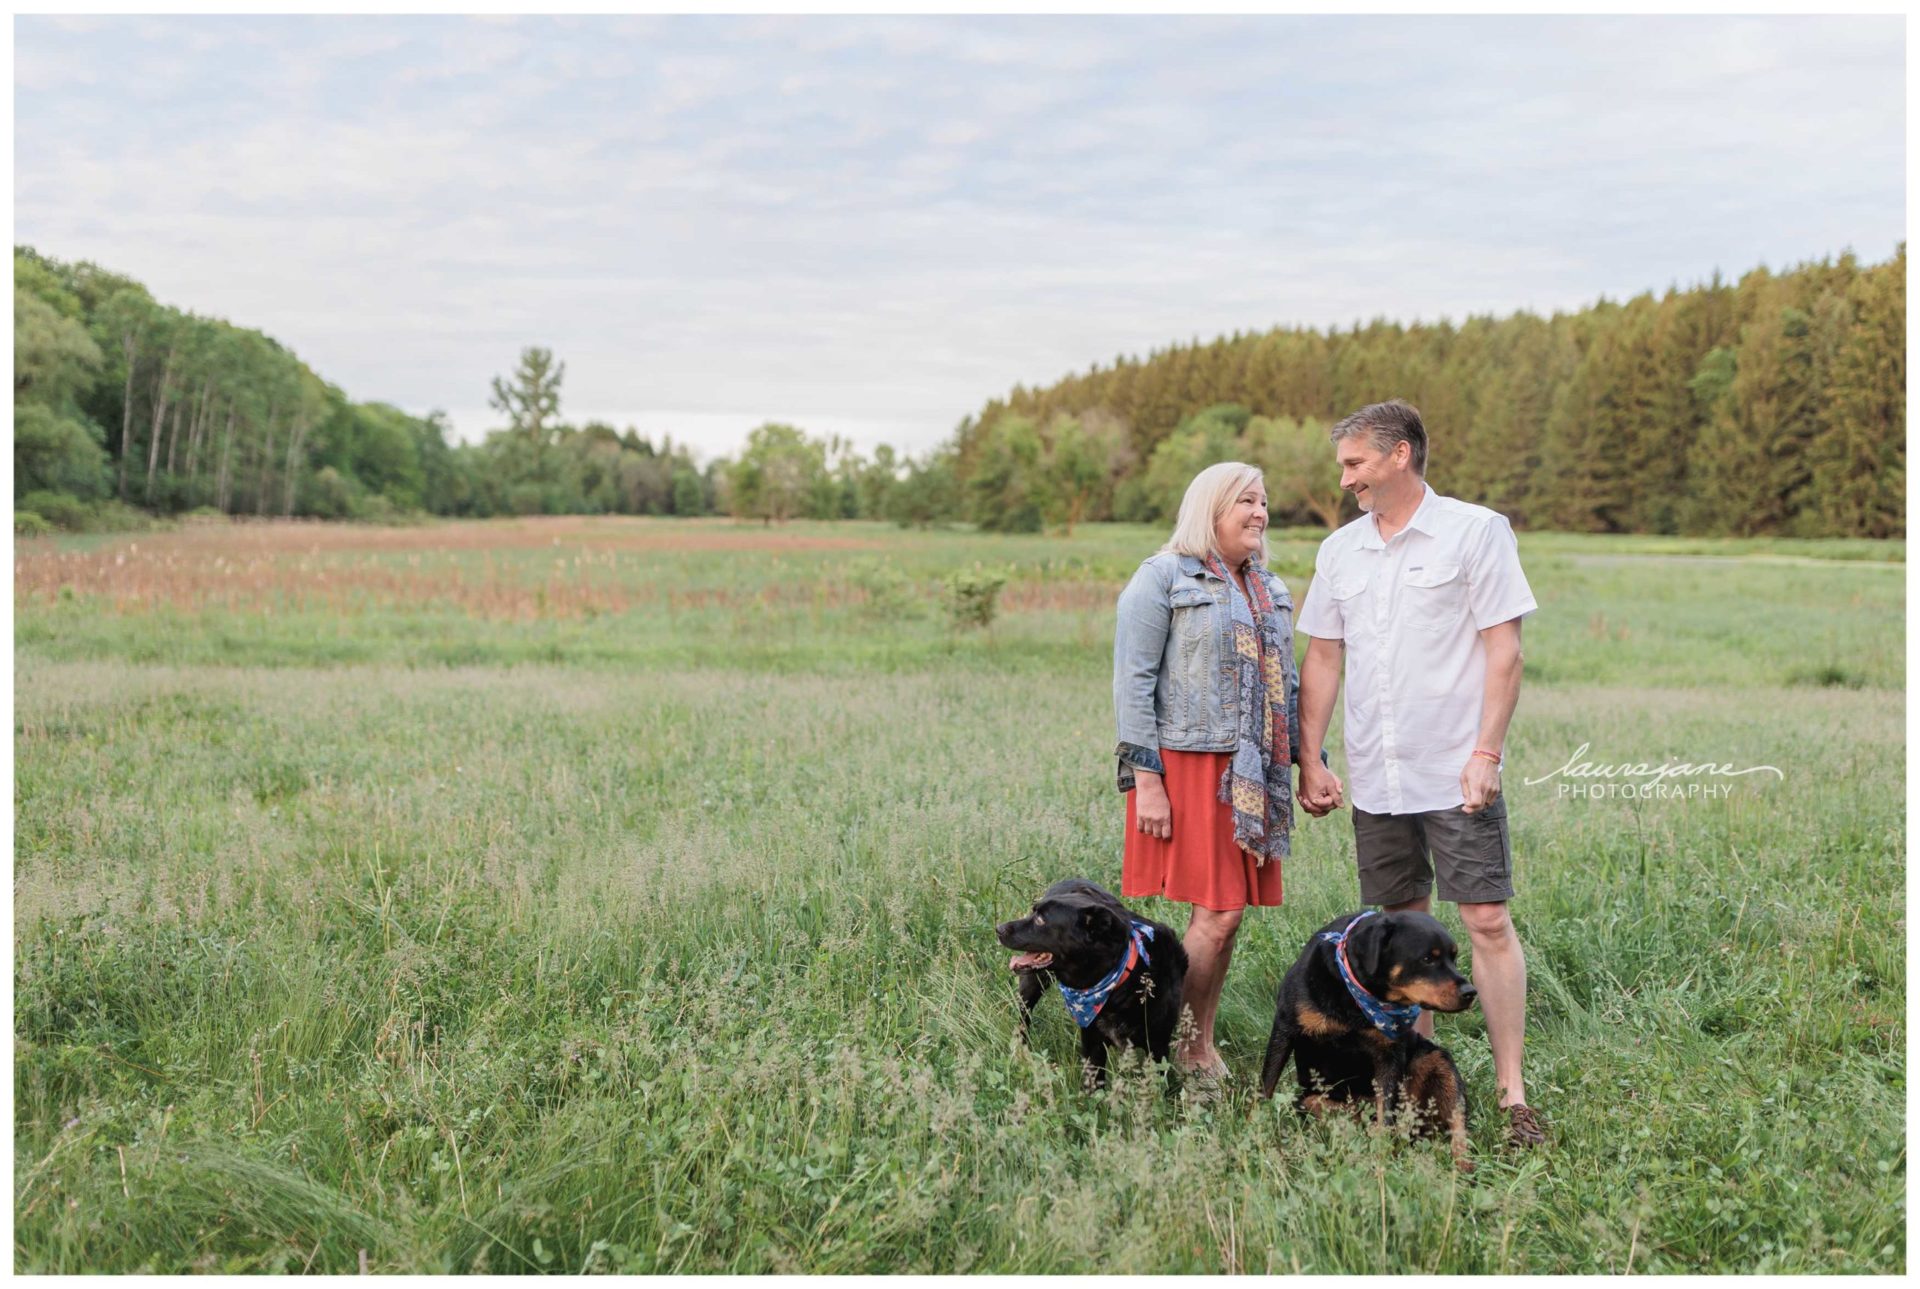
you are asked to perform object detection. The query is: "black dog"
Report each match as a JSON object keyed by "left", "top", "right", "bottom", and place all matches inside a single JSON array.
[
  {"left": 996, "top": 879, "right": 1188, "bottom": 1087},
  {"left": 1001, "top": 879, "right": 1137, "bottom": 1044},
  {"left": 1259, "top": 909, "right": 1477, "bottom": 1168}
]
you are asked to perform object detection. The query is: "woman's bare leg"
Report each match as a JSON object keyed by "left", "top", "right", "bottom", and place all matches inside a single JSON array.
[{"left": 1177, "top": 905, "right": 1244, "bottom": 1071}]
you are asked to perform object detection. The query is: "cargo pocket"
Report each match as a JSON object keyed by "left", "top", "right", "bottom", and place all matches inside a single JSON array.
[{"left": 1475, "top": 796, "right": 1511, "bottom": 881}]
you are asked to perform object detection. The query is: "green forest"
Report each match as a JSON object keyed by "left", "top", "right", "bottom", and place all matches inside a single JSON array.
[{"left": 13, "top": 244, "right": 1905, "bottom": 538}]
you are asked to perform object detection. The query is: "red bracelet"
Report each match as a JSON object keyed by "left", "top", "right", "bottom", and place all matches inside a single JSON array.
[{"left": 1472, "top": 749, "right": 1504, "bottom": 765}]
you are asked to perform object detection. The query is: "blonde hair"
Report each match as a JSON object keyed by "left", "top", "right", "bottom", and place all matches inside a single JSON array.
[{"left": 1160, "top": 461, "right": 1267, "bottom": 565}]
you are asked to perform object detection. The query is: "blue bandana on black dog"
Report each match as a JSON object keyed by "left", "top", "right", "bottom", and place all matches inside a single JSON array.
[
  {"left": 1058, "top": 919, "right": 1156, "bottom": 1029},
  {"left": 1318, "top": 911, "right": 1422, "bottom": 1040}
]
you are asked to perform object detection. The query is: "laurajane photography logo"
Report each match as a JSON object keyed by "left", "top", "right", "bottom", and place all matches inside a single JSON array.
[{"left": 1524, "top": 742, "right": 1785, "bottom": 801}]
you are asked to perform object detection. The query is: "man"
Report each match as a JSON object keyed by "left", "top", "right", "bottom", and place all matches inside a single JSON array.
[{"left": 1294, "top": 399, "right": 1546, "bottom": 1149}]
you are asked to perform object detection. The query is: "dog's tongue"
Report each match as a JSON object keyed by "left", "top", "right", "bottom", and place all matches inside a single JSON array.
[{"left": 1008, "top": 952, "right": 1054, "bottom": 971}]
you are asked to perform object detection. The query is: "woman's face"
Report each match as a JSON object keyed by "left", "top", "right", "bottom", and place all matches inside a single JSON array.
[{"left": 1213, "top": 478, "right": 1268, "bottom": 566}]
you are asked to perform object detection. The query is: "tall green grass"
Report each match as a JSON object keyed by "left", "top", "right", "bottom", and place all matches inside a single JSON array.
[{"left": 13, "top": 519, "right": 1905, "bottom": 1272}]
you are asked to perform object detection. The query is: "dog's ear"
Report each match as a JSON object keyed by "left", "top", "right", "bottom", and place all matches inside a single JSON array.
[
  {"left": 1078, "top": 903, "right": 1123, "bottom": 939},
  {"left": 1351, "top": 914, "right": 1394, "bottom": 988}
]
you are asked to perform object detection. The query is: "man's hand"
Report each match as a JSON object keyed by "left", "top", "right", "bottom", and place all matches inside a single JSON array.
[
  {"left": 1460, "top": 755, "right": 1502, "bottom": 813},
  {"left": 1134, "top": 775, "right": 1173, "bottom": 840},
  {"left": 1464, "top": 619, "right": 1522, "bottom": 815},
  {"left": 1300, "top": 761, "right": 1345, "bottom": 816}
]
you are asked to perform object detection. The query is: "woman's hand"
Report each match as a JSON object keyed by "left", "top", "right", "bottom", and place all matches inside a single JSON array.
[{"left": 1133, "top": 772, "right": 1173, "bottom": 841}]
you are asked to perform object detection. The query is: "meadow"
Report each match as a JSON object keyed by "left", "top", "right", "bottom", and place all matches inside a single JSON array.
[{"left": 12, "top": 515, "right": 1906, "bottom": 1273}]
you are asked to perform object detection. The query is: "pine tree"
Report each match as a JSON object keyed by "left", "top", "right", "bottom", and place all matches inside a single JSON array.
[{"left": 1808, "top": 247, "right": 1905, "bottom": 537}]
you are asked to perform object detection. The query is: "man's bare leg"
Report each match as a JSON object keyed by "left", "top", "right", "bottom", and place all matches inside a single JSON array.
[{"left": 1457, "top": 899, "right": 1527, "bottom": 1109}]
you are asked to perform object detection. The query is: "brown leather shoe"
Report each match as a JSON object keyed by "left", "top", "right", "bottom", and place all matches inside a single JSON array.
[{"left": 1505, "top": 1103, "right": 1547, "bottom": 1148}]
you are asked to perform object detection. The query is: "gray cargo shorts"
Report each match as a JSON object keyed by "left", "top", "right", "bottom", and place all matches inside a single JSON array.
[{"left": 1352, "top": 797, "right": 1515, "bottom": 906}]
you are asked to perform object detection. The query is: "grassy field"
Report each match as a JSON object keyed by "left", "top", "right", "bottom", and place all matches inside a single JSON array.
[{"left": 12, "top": 515, "right": 1905, "bottom": 1273}]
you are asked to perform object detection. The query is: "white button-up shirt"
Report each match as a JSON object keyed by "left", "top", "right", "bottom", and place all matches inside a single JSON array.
[{"left": 1296, "top": 484, "right": 1537, "bottom": 815}]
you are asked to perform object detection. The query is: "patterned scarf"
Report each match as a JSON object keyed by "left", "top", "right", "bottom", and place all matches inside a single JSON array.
[
  {"left": 1203, "top": 553, "right": 1293, "bottom": 864},
  {"left": 1057, "top": 920, "right": 1156, "bottom": 1029},
  {"left": 1318, "top": 911, "right": 1422, "bottom": 1040}
]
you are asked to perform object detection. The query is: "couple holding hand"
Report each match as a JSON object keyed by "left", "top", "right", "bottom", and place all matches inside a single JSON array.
[{"left": 1112, "top": 399, "right": 1545, "bottom": 1149}]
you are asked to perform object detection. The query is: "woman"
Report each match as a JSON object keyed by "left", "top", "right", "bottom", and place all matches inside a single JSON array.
[{"left": 1112, "top": 461, "right": 1307, "bottom": 1084}]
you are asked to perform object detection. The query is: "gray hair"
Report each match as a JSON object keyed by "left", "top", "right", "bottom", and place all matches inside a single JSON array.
[
  {"left": 1160, "top": 461, "right": 1267, "bottom": 565},
  {"left": 1330, "top": 399, "right": 1428, "bottom": 475}
]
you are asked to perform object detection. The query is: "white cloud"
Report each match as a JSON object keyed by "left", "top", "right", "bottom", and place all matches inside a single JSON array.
[{"left": 13, "top": 14, "right": 1904, "bottom": 457}]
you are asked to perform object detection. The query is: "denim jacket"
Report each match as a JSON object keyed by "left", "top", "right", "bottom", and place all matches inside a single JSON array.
[{"left": 1112, "top": 551, "right": 1308, "bottom": 791}]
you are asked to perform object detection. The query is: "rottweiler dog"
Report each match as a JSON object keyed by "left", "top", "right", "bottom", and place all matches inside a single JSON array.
[
  {"left": 997, "top": 878, "right": 1188, "bottom": 1087},
  {"left": 1259, "top": 909, "right": 1477, "bottom": 1168}
]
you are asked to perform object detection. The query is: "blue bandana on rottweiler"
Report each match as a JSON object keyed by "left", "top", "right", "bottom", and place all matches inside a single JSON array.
[
  {"left": 1058, "top": 919, "right": 1156, "bottom": 1028},
  {"left": 1319, "top": 911, "right": 1422, "bottom": 1040}
]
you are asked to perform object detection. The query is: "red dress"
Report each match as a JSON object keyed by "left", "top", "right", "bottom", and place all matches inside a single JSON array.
[{"left": 1122, "top": 749, "right": 1284, "bottom": 913}]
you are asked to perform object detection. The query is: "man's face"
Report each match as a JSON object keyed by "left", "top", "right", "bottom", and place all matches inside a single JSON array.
[{"left": 1336, "top": 434, "right": 1408, "bottom": 512}]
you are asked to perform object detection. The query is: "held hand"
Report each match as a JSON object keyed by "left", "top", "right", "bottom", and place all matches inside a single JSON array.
[
  {"left": 1134, "top": 778, "right": 1173, "bottom": 841},
  {"left": 1299, "top": 762, "right": 1345, "bottom": 816},
  {"left": 1460, "top": 756, "right": 1502, "bottom": 813}
]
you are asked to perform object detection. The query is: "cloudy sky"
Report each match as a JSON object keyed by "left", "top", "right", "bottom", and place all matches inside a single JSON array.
[{"left": 14, "top": 15, "right": 1905, "bottom": 460}]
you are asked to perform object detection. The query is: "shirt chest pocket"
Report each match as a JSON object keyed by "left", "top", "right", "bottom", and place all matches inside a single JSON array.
[
  {"left": 1167, "top": 585, "right": 1220, "bottom": 659},
  {"left": 1261, "top": 573, "right": 1295, "bottom": 620},
  {"left": 1166, "top": 584, "right": 1224, "bottom": 729},
  {"left": 1328, "top": 575, "right": 1367, "bottom": 631},
  {"left": 1401, "top": 563, "right": 1465, "bottom": 632}
]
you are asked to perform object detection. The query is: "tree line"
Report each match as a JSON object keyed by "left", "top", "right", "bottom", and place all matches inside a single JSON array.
[
  {"left": 955, "top": 247, "right": 1905, "bottom": 537},
  {"left": 12, "top": 248, "right": 719, "bottom": 527},
  {"left": 15, "top": 244, "right": 1902, "bottom": 536},
  {"left": 12, "top": 246, "right": 961, "bottom": 531}
]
